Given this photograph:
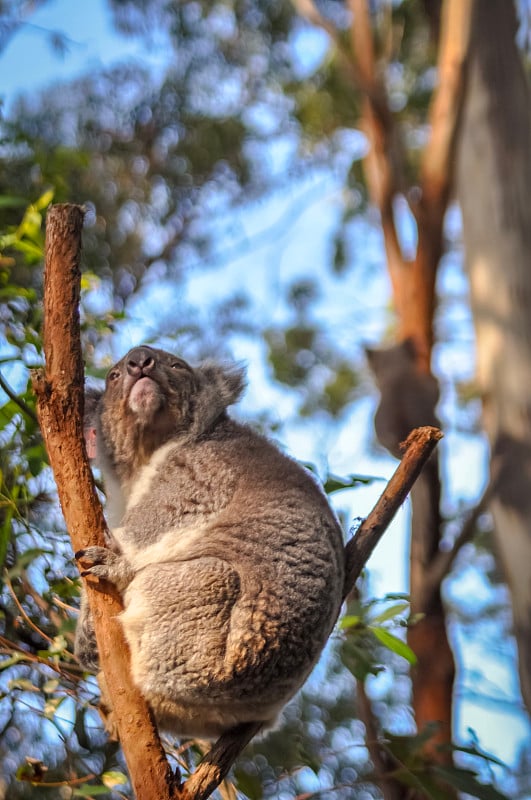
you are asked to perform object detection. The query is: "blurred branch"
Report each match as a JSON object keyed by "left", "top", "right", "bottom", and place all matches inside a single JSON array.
[
  {"left": 348, "top": 0, "right": 406, "bottom": 321},
  {"left": 423, "top": 470, "right": 497, "bottom": 601},
  {"left": 356, "top": 679, "right": 402, "bottom": 800},
  {"left": 294, "top": 0, "right": 407, "bottom": 314},
  {"left": 293, "top": 0, "right": 400, "bottom": 128},
  {"left": 417, "top": 0, "right": 473, "bottom": 214},
  {"left": 406, "top": 0, "right": 474, "bottom": 363},
  {"left": 4, "top": 571, "right": 53, "bottom": 644},
  {"left": 0, "top": 369, "right": 37, "bottom": 422}
]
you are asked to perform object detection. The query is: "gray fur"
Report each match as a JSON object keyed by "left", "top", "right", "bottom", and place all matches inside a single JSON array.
[{"left": 75, "top": 345, "right": 345, "bottom": 738}]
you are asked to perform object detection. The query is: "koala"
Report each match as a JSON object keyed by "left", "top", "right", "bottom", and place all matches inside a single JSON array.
[
  {"left": 366, "top": 339, "right": 440, "bottom": 459},
  {"left": 75, "top": 345, "right": 345, "bottom": 739}
]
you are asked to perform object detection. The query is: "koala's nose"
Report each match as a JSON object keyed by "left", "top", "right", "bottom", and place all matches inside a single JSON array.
[{"left": 126, "top": 348, "right": 156, "bottom": 377}]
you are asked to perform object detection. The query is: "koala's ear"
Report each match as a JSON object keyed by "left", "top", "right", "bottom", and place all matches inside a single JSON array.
[
  {"left": 202, "top": 363, "right": 246, "bottom": 405},
  {"left": 84, "top": 387, "right": 103, "bottom": 460},
  {"left": 192, "top": 363, "right": 246, "bottom": 434}
]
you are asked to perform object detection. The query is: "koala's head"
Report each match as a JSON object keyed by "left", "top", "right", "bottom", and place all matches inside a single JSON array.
[
  {"left": 86, "top": 346, "right": 246, "bottom": 482},
  {"left": 365, "top": 339, "right": 417, "bottom": 389}
]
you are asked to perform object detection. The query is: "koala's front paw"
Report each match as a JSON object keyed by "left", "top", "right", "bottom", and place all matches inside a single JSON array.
[{"left": 76, "top": 547, "right": 135, "bottom": 593}]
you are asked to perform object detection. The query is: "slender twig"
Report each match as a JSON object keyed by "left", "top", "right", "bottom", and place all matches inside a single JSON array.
[
  {"left": 4, "top": 571, "right": 54, "bottom": 644},
  {"left": 343, "top": 426, "right": 443, "bottom": 599},
  {"left": 0, "top": 369, "right": 38, "bottom": 423},
  {"left": 422, "top": 475, "right": 496, "bottom": 601},
  {"left": 0, "top": 633, "right": 82, "bottom": 682}
]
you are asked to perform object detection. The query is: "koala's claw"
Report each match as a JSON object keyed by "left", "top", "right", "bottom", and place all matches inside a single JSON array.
[
  {"left": 76, "top": 546, "right": 113, "bottom": 565},
  {"left": 76, "top": 547, "right": 134, "bottom": 592}
]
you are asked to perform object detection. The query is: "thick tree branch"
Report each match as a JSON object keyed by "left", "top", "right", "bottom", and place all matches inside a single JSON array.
[
  {"left": 31, "top": 204, "right": 177, "bottom": 800},
  {"left": 182, "top": 722, "right": 262, "bottom": 800},
  {"left": 408, "top": 0, "right": 474, "bottom": 366}
]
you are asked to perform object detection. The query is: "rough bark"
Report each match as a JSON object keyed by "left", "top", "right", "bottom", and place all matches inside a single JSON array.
[
  {"left": 456, "top": 0, "right": 531, "bottom": 714},
  {"left": 31, "top": 204, "right": 177, "bottom": 800}
]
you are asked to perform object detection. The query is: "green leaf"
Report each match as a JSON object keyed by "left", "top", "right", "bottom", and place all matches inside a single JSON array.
[
  {"left": 339, "top": 614, "right": 361, "bottom": 630},
  {"left": 102, "top": 771, "right": 128, "bottom": 788},
  {"left": 369, "top": 601, "right": 410, "bottom": 624},
  {"left": 34, "top": 188, "right": 55, "bottom": 211},
  {"left": 323, "top": 472, "right": 382, "bottom": 494},
  {"left": 369, "top": 627, "right": 417, "bottom": 664},
  {"left": 10, "top": 239, "right": 44, "bottom": 261},
  {"left": 73, "top": 786, "right": 111, "bottom": 797},
  {"left": 0, "top": 195, "right": 28, "bottom": 209},
  {"left": 432, "top": 766, "right": 510, "bottom": 800},
  {"left": 451, "top": 743, "right": 506, "bottom": 768},
  {"left": 390, "top": 767, "right": 448, "bottom": 800}
]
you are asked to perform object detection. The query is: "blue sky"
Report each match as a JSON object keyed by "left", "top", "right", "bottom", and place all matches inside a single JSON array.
[{"left": 2, "top": 0, "right": 174, "bottom": 110}]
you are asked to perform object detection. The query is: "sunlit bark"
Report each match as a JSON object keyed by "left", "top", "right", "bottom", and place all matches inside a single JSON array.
[{"left": 457, "top": 0, "right": 531, "bottom": 714}]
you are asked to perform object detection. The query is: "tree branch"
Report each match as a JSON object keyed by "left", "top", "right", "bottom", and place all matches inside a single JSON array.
[
  {"left": 418, "top": 0, "right": 474, "bottom": 211},
  {"left": 406, "top": 0, "right": 474, "bottom": 365},
  {"left": 343, "top": 426, "right": 443, "bottom": 599},
  {"left": 356, "top": 678, "right": 402, "bottom": 800},
  {"left": 0, "top": 369, "right": 38, "bottom": 422},
  {"left": 31, "top": 204, "right": 177, "bottom": 800},
  {"left": 422, "top": 475, "right": 496, "bottom": 604}
]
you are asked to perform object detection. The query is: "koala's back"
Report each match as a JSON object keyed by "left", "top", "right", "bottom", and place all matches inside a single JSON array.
[{"left": 113, "top": 419, "right": 345, "bottom": 736}]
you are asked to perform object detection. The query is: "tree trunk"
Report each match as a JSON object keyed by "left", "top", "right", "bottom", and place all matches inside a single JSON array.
[
  {"left": 456, "top": 0, "right": 531, "bottom": 714},
  {"left": 349, "top": 0, "right": 472, "bottom": 769}
]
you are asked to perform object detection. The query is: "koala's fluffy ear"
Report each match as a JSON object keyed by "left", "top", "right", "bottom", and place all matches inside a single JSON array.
[
  {"left": 192, "top": 363, "right": 246, "bottom": 434},
  {"left": 84, "top": 386, "right": 103, "bottom": 460}
]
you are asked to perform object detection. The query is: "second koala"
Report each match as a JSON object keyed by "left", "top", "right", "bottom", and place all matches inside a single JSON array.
[{"left": 75, "top": 345, "right": 345, "bottom": 738}]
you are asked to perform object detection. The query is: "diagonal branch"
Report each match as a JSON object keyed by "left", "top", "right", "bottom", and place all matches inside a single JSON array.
[
  {"left": 422, "top": 470, "right": 497, "bottom": 604},
  {"left": 343, "top": 426, "right": 443, "bottom": 599},
  {"left": 0, "top": 369, "right": 38, "bottom": 423}
]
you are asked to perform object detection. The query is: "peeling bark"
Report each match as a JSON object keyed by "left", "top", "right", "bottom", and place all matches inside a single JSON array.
[{"left": 457, "top": 0, "right": 531, "bottom": 714}]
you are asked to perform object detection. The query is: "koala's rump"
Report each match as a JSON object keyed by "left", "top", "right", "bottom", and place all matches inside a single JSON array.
[{"left": 119, "top": 551, "right": 338, "bottom": 737}]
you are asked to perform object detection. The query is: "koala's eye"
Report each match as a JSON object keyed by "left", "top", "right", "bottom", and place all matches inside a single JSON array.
[
  {"left": 171, "top": 361, "right": 185, "bottom": 370},
  {"left": 108, "top": 369, "right": 120, "bottom": 382}
]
